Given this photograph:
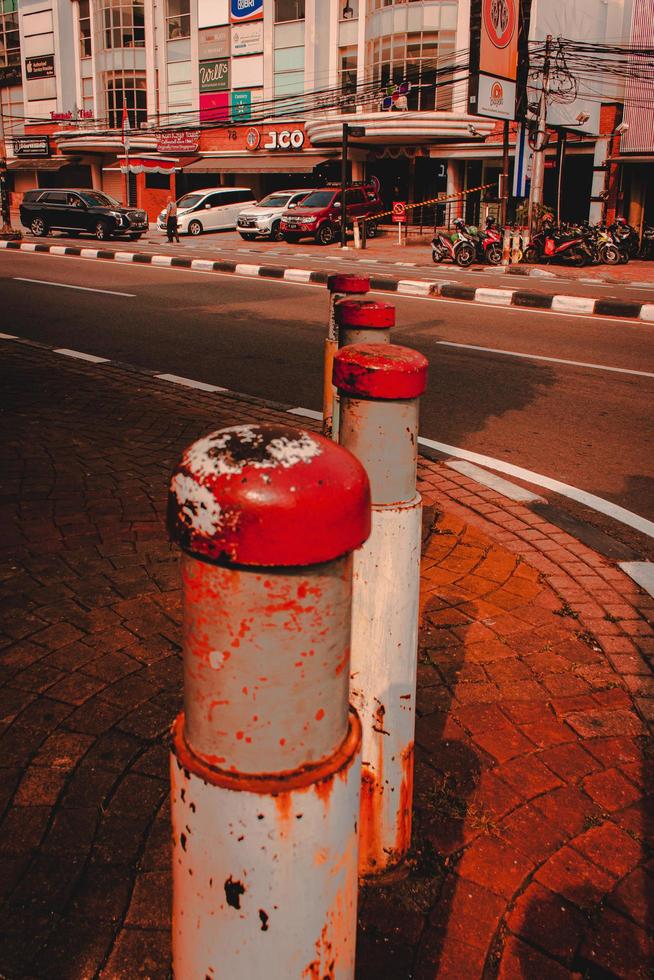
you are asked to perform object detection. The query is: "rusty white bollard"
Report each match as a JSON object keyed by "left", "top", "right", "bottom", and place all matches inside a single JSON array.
[
  {"left": 335, "top": 299, "right": 395, "bottom": 349},
  {"left": 167, "top": 422, "right": 371, "bottom": 979},
  {"left": 323, "top": 274, "right": 370, "bottom": 440},
  {"left": 333, "top": 344, "right": 428, "bottom": 878}
]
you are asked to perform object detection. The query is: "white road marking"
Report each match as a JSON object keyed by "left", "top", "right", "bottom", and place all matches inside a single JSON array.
[
  {"left": 53, "top": 348, "right": 110, "bottom": 363},
  {"left": 13, "top": 277, "right": 135, "bottom": 297},
  {"left": 446, "top": 460, "right": 546, "bottom": 503},
  {"left": 0, "top": 331, "right": 18, "bottom": 339},
  {"left": 418, "top": 435, "right": 654, "bottom": 540},
  {"left": 155, "top": 373, "right": 229, "bottom": 393},
  {"left": 437, "top": 341, "right": 654, "bottom": 379},
  {"left": 618, "top": 562, "right": 654, "bottom": 598},
  {"left": 287, "top": 407, "right": 323, "bottom": 420}
]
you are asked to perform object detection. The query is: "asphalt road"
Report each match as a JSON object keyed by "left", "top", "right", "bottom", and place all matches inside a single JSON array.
[
  {"left": 2, "top": 249, "right": 653, "bottom": 552},
  {"left": 16, "top": 227, "right": 654, "bottom": 305}
]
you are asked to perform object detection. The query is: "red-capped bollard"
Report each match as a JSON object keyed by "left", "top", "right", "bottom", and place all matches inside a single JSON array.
[
  {"left": 323, "top": 274, "right": 370, "bottom": 440},
  {"left": 168, "top": 423, "right": 371, "bottom": 979},
  {"left": 333, "top": 345, "right": 428, "bottom": 878},
  {"left": 335, "top": 300, "right": 395, "bottom": 348}
]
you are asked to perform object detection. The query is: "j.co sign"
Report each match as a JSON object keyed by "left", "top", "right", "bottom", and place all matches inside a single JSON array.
[
  {"left": 245, "top": 128, "right": 305, "bottom": 151},
  {"left": 230, "top": 0, "right": 263, "bottom": 23}
]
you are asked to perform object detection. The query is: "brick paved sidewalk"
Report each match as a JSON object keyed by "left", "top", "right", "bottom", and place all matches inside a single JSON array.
[{"left": 1, "top": 341, "right": 653, "bottom": 979}]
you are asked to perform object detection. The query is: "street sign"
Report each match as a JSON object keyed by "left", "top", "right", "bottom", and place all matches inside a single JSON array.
[
  {"left": 392, "top": 201, "right": 406, "bottom": 224},
  {"left": 348, "top": 126, "right": 366, "bottom": 138}
]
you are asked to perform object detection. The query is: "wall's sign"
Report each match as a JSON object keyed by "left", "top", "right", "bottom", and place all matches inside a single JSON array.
[
  {"left": 231, "top": 20, "right": 263, "bottom": 56},
  {"left": 245, "top": 127, "right": 305, "bottom": 151},
  {"left": 0, "top": 64, "right": 22, "bottom": 88},
  {"left": 230, "top": 0, "right": 263, "bottom": 23},
  {"left": 25, "top": 55, "right": 55, "bottom": 80},
  {"left": 198, "top": 26, "right": 229, "bottom": 60},
  {"left": 231, "top": 90, "right": 252, "bottom": 121},
  {"left": 12, "top": 135, "right": 51, "bottom": 158},
  {"left": 199, "top": 58, "right": 229, "bottom": 93},
  {"left": 468, "top": 0, "right": 518, "bottom": 120},
  {"left": 156, "top": 130, "right": 200, "bottom": 153}
]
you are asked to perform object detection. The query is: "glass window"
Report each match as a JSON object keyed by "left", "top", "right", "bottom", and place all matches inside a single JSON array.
[
  {"left": 274, "top": 0, "right": 304, "bottom": 23},
  {"left": 98, "top": 0, "right": 145, "bottom": 49},
  {"left": 79, "top": 0, "right": 92, "bottom": 57},
  {"left": 298, "top": 190, "right": 336, "bottom": 208},
  {"left": 340, "top": 0, "right": 358, "bottom": 19},
  {"left": 338, "top": 44, "right": 357, "bottom": 113},
  {"left": 366, "top": 29, "right": 456, "bottom": 112},
  {"left": 44, "top": 192, "right": 68, "bottom": 204},
  {"left": 0, "top": 0, "right": 21, "bottom": 67},
  {"left": 166, "top": 0, "right": 190, "bottom": 39},
  {"left": 105, "top": 70, "right": 147, "bottom": 127}
]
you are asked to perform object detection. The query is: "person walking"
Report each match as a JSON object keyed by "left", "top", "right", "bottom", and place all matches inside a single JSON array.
[{"left": 165, "top": 196, "right": 180, "bottom": 243}]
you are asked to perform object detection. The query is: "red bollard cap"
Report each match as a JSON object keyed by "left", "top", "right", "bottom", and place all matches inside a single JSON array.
[
  {"left": 335, "top": 300, "right": 395, "bottom": 329},
  {"left": 327, "top": 273, "right": 370, "bottom": 295},
  {"left": 168, "top": 423, "right": 371, "bottom": 566},
  {"left": 333, "top": 343, "right": 428, "bottom": 400}
]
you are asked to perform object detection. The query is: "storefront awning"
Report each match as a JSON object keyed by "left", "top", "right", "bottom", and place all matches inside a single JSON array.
[
  {"left": 7, "top": 156, "right": 78, "bottom": 171},
  {"left": 182, "top": 154, "right": 334, "bottom": 174},
  {"left": 116, "top": 155, "right": 183, "bottom": 174},
  {"left": 608, "top": 154, "right": 654, "bottom": 164}
]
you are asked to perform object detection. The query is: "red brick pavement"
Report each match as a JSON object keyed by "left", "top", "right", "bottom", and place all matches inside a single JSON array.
[{"left": 1, "top": 341, "right": 653, "bottom": 978}]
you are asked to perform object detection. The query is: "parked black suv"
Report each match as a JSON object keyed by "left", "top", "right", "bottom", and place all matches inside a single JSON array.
[{"left": 19, "top": 189, "right": 148, "bottom": 241}]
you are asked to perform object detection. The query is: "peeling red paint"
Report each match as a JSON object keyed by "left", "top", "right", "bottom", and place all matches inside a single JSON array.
[
  {"left": 335, "top": 300, "right": 395, "bottom": 329},
  {"left": 333, "top": 344, "right": 428, "bottom": 400},
  {"left": 315, "top": 709, "right": 325, "bottom": 721},
  {"left": 327, "top": 273, "right": 370, "bottom": 295}
]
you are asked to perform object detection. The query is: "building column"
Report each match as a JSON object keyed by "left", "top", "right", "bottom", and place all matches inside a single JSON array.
[
  {"left": 589, "top": 137, "right": 608, "bottom": 225},
  {"left": 447, "top": 159, "right": 463, "bottom": 222}
]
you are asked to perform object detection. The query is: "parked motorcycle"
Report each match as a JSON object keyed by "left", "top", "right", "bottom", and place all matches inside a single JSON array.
[
  {"left": 523, "top": 219, "right": 595, "bottom": 267},
  {"left": 608, "top": 218, "right": 637, "bottom": 263},
  {"left": 638, "top": 225, "right": 654, "bottom": 260},
  {"left": 476, "top": 216, "right": 504, "bottom": 265},
  {"left": 432, "top": 218, "right": 477, "bottom": 267}
]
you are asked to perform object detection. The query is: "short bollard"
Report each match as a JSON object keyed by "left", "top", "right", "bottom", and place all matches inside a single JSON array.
[
  {"left": 324, "top": 274, "right": 370, "bottom": 440},
  {"left": 167, "top": 423, "right": 371, "bottom": 979},
  {"left": 333, "top": 344, "right": 428, "bottom": 877},
  {"left": 335, "top": 300, "right": 395, "bottom": 348}
]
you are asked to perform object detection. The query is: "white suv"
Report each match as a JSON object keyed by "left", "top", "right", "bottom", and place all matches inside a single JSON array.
[
  {"left": 236, "top": 189, "right": 313, "bottom": 242},
  {"left": 157, "top": 187, "right": 256, "bottom": 236}
]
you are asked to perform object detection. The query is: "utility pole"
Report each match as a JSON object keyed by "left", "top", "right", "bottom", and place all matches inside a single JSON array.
[
  {"left": 340, "top": 122, "right": 349, "bottom": 248},
  {"left": 500, "top": 119, "right": 510, "bottom": 226},
  {"left": 0, "top": 97, "right": 10, "bottom": 229},
  {"left": 528, "top": 33, "right": 553, "bottom": 232}
]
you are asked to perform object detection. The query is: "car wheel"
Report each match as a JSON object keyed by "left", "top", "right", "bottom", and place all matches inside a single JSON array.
[
  {"left": 316, "top": 223, "right": 335, "bottom": 246},
  {"left": 188, "top": 220, "right": 202, "bottom": 236},
  {"left": 239, "top": 233, "right": 257, "bottom": 241},
  {"left": 455, "top": 243, "right": 475, "bottom": 267},
  {"left": 30, "top": 216, "right": 48, "bottom": 237},
  {"left": 365, "top": 221, "right": 378, "bottom": 239},
  {"left": 95, "top": 220, "right": 111, "bottom": 241},
  {"left": 270, "top": 221, "right": 284, "bottom": 242}
]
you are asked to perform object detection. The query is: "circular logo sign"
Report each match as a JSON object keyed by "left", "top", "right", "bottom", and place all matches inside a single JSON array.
[
  {"left": 245, "top": 127, "right": 261, "bottom": 151},
  {"left": 491, "top": 81, "right": 504, "bottom": 99},
  {"left": 482, "top": 0, "right": 516, "bottom": 49}
]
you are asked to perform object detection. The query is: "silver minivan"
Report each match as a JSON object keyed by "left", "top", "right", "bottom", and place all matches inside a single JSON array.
[{"left": 157, "top": 187, "right": 256, "bottom": 236}]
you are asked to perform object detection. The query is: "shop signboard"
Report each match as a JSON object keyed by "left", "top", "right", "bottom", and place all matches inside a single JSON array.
[
  {"left": 231, "top": 20, "right": 263, "bottom": 56},
  {"left": 199, "top": 58, "right": 229, "bottom": 93},
  {"left": 200, "top": 91, "right": 229, "bottom": 122},
  {"left": 230, "top": 0, "right": 263, "bottom": 22},
  {"left": 0, "top": 64, "right": 22, "bottom": 88},
  {"left": 25, "top": 54, "right": 55, "bottom": 80},
  {"left": 12, "top": 135, "right": 50, "bottom": 158},
  {"left": 468, "top": 0, "right": 518, "bottom": 120},
  {"left": 198, "top": 26, "right": 229, "bottom": 60},
  {"left": 231, "top": 90, "right": 252, "bottom": 121},
  {"left": 244, "top": 126, "right": 305, "bottom": 151},
  {"left": 157, "top": 130, "right": 200, "bottom": 153}
]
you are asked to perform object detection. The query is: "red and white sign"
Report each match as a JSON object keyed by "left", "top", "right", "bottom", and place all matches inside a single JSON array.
[
  {"left": 156, "top": 130, "right": 200, "bottom": 153},
  {"left": 392, "top": 201, "right": 407, "bottom": 224},
  {"left": 244, "top": 127, "right": 305, "bottom": 151}
]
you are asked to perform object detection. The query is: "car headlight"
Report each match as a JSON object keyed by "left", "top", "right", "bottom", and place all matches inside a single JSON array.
[
  {"left": 109, "top": 211, "right": 125, "bottom": 225},
  {"left": 256, "top": 213, "right": 273, "bottom": 221}
]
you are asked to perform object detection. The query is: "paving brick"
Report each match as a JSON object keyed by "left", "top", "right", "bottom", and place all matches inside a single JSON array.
[
  {"left": 456, "top": 836, "right": 534, "bottom": 899},
  {"left": 571, "top": 822, "right": 641, "bottom": 879},
  {"left": 532, "top": 785, "right": 603, "bottom": 838},
  {"left": 496, "top": 935, "right": 571, "bottom": 980},
  {"left": 606, "top": 867, "right": 650, "bottom": 927},
  {"left": 538, "top": 742, "right": 600, "bottom": 781},
  {"left": 494, "top": 755, "right": 563, "bottom": 800},
  {"left": 506, "top": 881, "right": 588, "bottom": 965},
  {"left": 578, "top": 906, "right": 652, "bottom": 979},
  {"left": 535, "top": 846, "right": 620, "bottom": 909},
  {"left": 582, "top": 767, "right": 642, "bottom": 811},
  {"left": 99, "top": 925, "right": 171, "bottom": 979}
]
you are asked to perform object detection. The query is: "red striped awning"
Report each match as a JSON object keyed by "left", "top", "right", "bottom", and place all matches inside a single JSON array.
[{"left": 116, "top": 155, "right": 181, "bottom": 174}]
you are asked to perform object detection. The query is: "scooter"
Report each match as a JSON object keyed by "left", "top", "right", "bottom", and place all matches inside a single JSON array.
[
  {"left": 523, "top": 222, "right": 594, "bottom": 267},
  {"left": 476, "top": 217, "right": 503, "bottom": 265},
  {"left": 431, "top": 219, "right": 477, "bottom": 267}
]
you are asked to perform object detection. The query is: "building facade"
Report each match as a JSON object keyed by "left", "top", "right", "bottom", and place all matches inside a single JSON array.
[{"left": 0, "top": 0, "right": 636, "bottom": 226}]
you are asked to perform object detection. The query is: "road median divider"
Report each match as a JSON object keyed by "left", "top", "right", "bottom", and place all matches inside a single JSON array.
[{"left": 2, "top": 238, "right": 651, "bottom": 323}]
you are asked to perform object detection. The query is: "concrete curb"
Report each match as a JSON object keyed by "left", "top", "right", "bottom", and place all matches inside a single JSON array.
[{"left": 2, "top": 239, "right": 652, "bottom": 322}]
